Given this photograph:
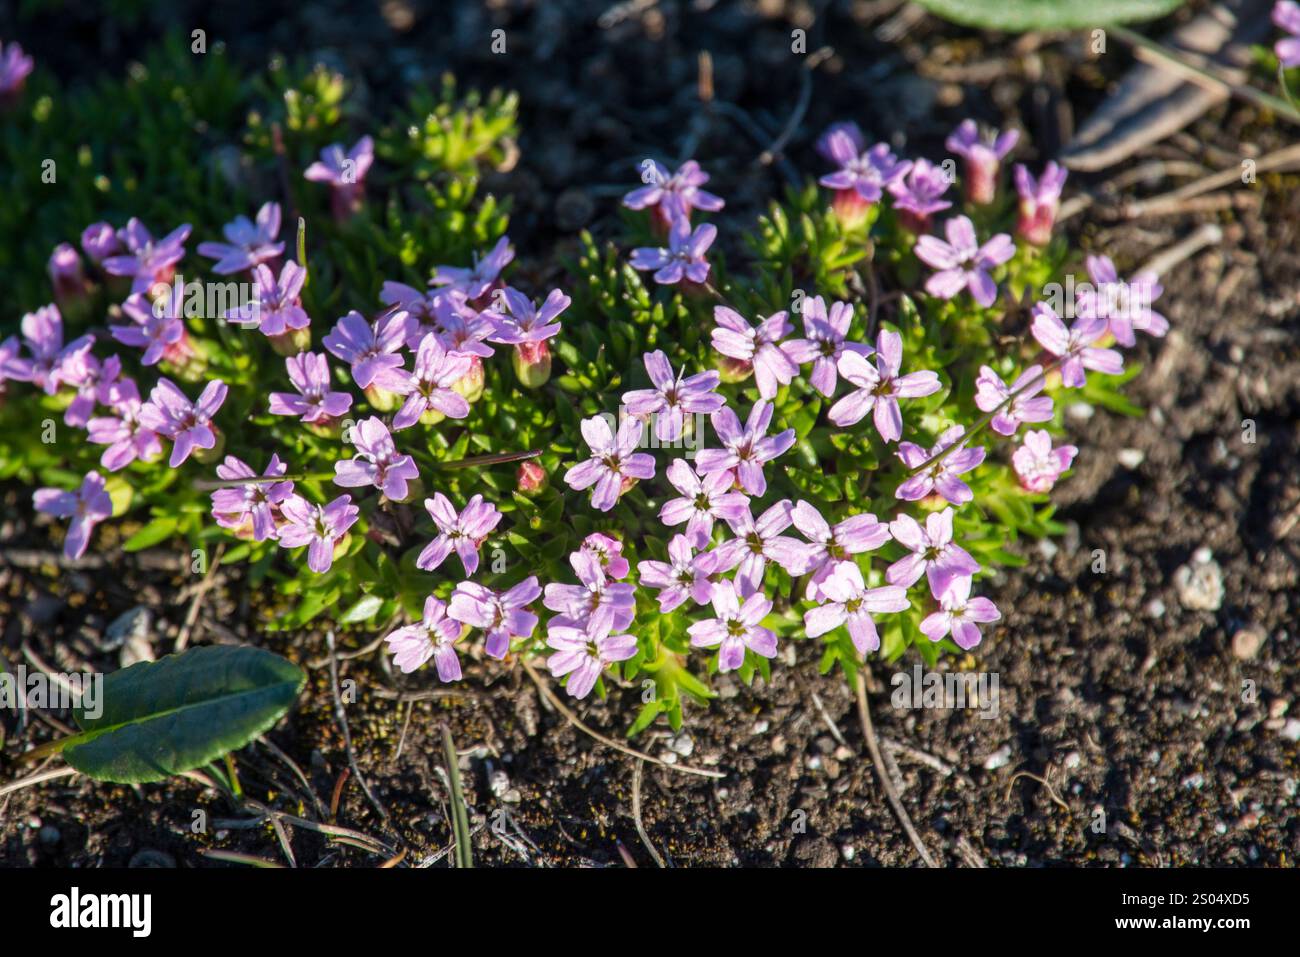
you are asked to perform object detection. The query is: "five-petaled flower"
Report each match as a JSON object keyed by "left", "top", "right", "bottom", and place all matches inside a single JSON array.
[
  {"left": 887, "top": 157, "right": 953, "bottom": 231},
  {"left": 33, "top": 471, "right": 113, "bottom": 560},
  {"left": 894, "top": 425, "right": 986, "bottom": 506},
  {"left": 580, "top": 532, "right": 629, "bottom": 580},
  {"left": 543, "top": 550, "right": 637, "bottom": 637},
  {"left": 887, "top": 508, "right": 981, "bottom": 599},
  {"left": 86, "top": 379, "right": 163, "bottom": 471},
  {"left": 333, "top": 416, "right": 419, "bottom": 501},
  {"left": 545, "top": 615, "right": 639, "bottom": 700},
  {"left": 210, "top": 453, "right": 294, "bottom": 542},
  {"left": 384, "top": 596, "right": 464, "bottom": 680},
  {"left": 637, "top": 534, "right": 718, "bottom": 612},
  {"left": 1030, "top": 302, "right": 1123, "bottom": 388},
  {"left": 1012, "top": 429, "right": 1078, "bottom": 494},
  {"left": 919, "top": 576, "right": 1001, "bottom": 650},
  {"left": 304, "top": 137, "right": 374, "bottom": 219},
  {"left": 711, "top": 498, "right": 809, "bottom": 596},
  {"left": 818, "top": 133, "right": 910, "bottom": 204},
  {"left": 198, "top": 202, "right": 284, "bottom": 274},
  {"left": 694, "top": 400, "right": 796, "bottom": 497},
  {"left": 323, "top": 309, "right": 413, "bottom": 392},
  {"left": 622, "top": 349, "right": 725, "bottom": 442},
  {"left": 790, "top": 500, "right": 891, "bottom": 599},
  {"left": 269, "top": 351, "right": 354, "bottom": 425},
  {"left": 113, "top": 288, "right": 187, "bottom": 366},
  {"left": 417, "top": 492, "right": 502, "bottom": 575},
  {"left": 710, "top": 306, "right": 798, "bottom": 400},
  {"left": 658, "top": 457, "right": 750, "bottom": 549},
  {"left": 945, "top": 119, "right": 1018, "bottom": 205},
  {"left": 564, "top": 415, "right": 656, "bottom": 512},
  {"left": 1077, "top": 255, "right": 1168, "bottom": 348},
  {"left": 448, "top": 578, "right": 542, "bottom": 659},
  {"left": 486, "top": 287, "right": 568, "bottom": 345},
  {"left": 623, "top": 159, "right": 725, "bottom": 227},
  {"left": 781, "top": 296, "right": 871, "bottom": 397},
  {"left": 102, "top": 218, "right": 191, "bottom": 295},
  {"left": 629, "top": 219, "right": 716, "bottom": 285},
  {"left": 1275, "top": 1, "right": 1300, "bottom": 67},
  {"left": 225, "top": 261, "right": 310, "bottom": 341},
  {"left": 974, "top": 365, "right": 1053, "bottom": 436},
  {"left": 829, "top": 329, "right": 941, "bottom": 442},
  {"left": 0, "top": 39, "right": 35, "bottom": 100},
  {"left": 914, "top": 215, "right": 1015, "bottom": 308},
  {"left": 433, "top": 236, "right": 514, "bottom": 301},
  {"left": 804, "top": 563, "right": 909, "bottom": 655},
  {"left": 276, "top": 494, "right": 359, "bottom": 574},
  {"left": 687, "top": 581, "right": 778, "bottom": 673},
  {"left": 139, "top": 377, "right": 228, "bottom": 467},
  {"left": 9, "top": 304, "right": 93, "bottom": 395},
  {"left": 392, "top": 333, "right": 473, "bottom": 429}
]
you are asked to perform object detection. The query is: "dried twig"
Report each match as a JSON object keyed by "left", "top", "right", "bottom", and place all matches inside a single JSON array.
[
  {"left": 175, "top": 542, "right": 225, "bottom": 652},
  {"left": 326, "top": 630, "right": 392, "bottom": 830},
  {"left": 631, "top": 759, "right": 666, "bottom": 868}
]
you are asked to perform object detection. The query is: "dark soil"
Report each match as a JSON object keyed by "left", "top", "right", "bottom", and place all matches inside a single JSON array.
[{"left": 2, "top": 0, "right": 1298, "bottom": 867}]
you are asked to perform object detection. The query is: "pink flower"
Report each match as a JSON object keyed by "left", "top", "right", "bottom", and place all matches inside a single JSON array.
[
  {"left": 486, "top": 287, "right": 568, "bottom": 345},
  {"left": 1030, "top": 303, "right": 1123, "bottom": 388},
  {"left": 543, "top": 550, "right": 636, "bottom": 637},
  {"left": 210, "top": 454, "right": 294, "bottom": 542},
  {"left": 790, "top": 500, "right": 891, "bottom": 599},
  {"left": 448, "top": 578, "right": 542, "bottom": 659},
  {"left": 322, "top": 309, "right": 414, "bottom": 391},
  {"left": 113, "top": 288, "right": 187, "bottom": 366},
  {"left": 711, "top": 499, "right": 810, "bottom": 596},
  {"left": 945, "top": 120, "right": 1018, "bottom": 205},
  {"left": 829, "top": 329, "right": 941, "bottom": 442},
  {"left": 61, "top": 353, "right": 122, "bottom": 427},
  {"left": 1077, "top": 255, "right": 1168, "bottom": 348},
  {"left": 80, "top": 222, "right": 120, "bottom": 264},
  {"left": 623, "top": 159, "right": 725, "bottom": 226},
  {"left": 384, "top": 596, "right": 464, "bottom": 680},
  {"left": 33, "top": 471, "right": 112, "bottom": 560},
  {"left": 1277, "top": 1, "right": 1300, "bottom": 67},
  {"left": 974, "top": 365, "right": 1053, "bottom": 436},
  {"left": 1012, "top": 429, "right": 1078, "bottom": 493},
  {"left": 198, "top": 202, "right": 284, "bottom": 274},
  {"left": 711, "top": 306, "right": 799, "bottom": 400},
  {"left": 392, "top": 334, "right": 473, "bottom": 429},
  {"left": 545, "top": 615, "right": 639, "bottom": 700},
  {"left": 433, "top": 236, "right": 514, "bottom": 301},
  {"left": 637, "top": 534, "right": 717, "bottom": 612},
  {"left": 695, "top": 401, "right": 795, "bottom": 497},
  {"left": 1013, "top": 162, "right": 1068, "bottom": 246},
  {"left": 0, "top": 39, "right": 35, "bottom": 100},
  {"left": 138, "top": 377, "right": 227, "bottom": 467},
  {"left": 919, "top": 576, "right": 1000, "bottom": 650},
  {"left": 658, "top": 457, "right": 750, "bottom": 548},
  {"left": 564, "top": 415, "right": 656, "bottom": 512},
  {"left": 887, "top": 158, "right": 954, "bottom": 227},
  {"left": 886, "top": 509, "right": 980, "bottom": 598},
  {"left": 416, "top": 493, "right": 502, "bottom": 575},
  {"left": 580, "top": 533, "right": 629, "bottom": 580},
  {"left": 8, "top": 304, "right": 93, "bottom": 395},
  {"left": 86, "top": 379, "right": 163, "bottom": 471},
  {"left": 781, "top": 296, "right": 871, "bottom": 397},
  {"left": 629, "top": 219, "right": 716, "bottom": 285},
  {"left": 914, "top": 215, "right": 1015, "bottom": 308},
  {"left": 818, "top": 134, "right": 910, "bottom": 204},
  {"left": 803, "top": 563, "right": 909, "bottom": 655},
  {"left": 269, "top": 352, "right": 353, "bottom": 424},
  {"left": 102, "top": 218, "right": 191, "bottom": 295},
  {"left": 333, "top": 416, "right": 419, "bottom": 501},
  {"left": 815, "top": 122, "right": 866, "bottom": 162},
  {"left": 304, "top": 137, "right": 374, "bottom": 219},
  {"left": 49, "top": 242, "right": 89, "bottom": 308},
  {"left": 226, "top": 262, "right": 310, "bottom": 337},
  {"left": 622, "top": 350, "right": 725, "bottom": 441},
  {"left": 277, "top": 494, "right": 359, "bottom": 573},
  {"left": 894, "top": 425, "right": 986, "bottom": 506},
  {"left": 687, "top": 581, "right": 777, "bottom": 673}
]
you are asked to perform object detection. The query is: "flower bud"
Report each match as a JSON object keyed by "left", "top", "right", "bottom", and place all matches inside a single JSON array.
[
  {"left": 81, "top": 221, "right": 121, "bottom": 264},
  {"left": 49, "top": 243, "right": 90, "bottom": 312},
  {"left": 512, "top": 341, "right": 551, "bottom": 388},
  {"left": 716, "top": 354, "right": 753, "bottom": 384},
  {"left": 363, "top": 384, "right": 404, "bottom": 412},
  {"left": 517, "top": 460, "right": 547, "bottom": 496},
  {"left": 830, "top": 189, "right": 873, "bottom": 230},
  {"left": 452, "top": 355, "right": 485, "bottom": 403},
  {"left": 268, "top": 327, "right": 312, "bottom": 356}
]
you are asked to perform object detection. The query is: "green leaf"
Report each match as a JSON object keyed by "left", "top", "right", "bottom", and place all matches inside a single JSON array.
[
  {"left": 122, "top": 515, "right": 179, "bottom": 552},
  {"left": 911, "top": 0, "right": 1183, "bottom": 30},
  {"left": 58, "top": 646, "right": 306, "bottom": 784},
  {"left": 339, "top": 594, "right": 384, "bottom": 624}
]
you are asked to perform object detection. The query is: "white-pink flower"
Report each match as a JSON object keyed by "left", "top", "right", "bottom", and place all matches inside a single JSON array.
[
  {"left": 710, "top": 306, "right": 799, "bottom": 399},
  {"left": 384, "top": 596, "right": 463, "bottom": 681},
  {"left": 564, "top": 415, "right": 656, "bottom": 512},
  {"left": 919, "top": 576, "right": 1000, "bottom": 650},
  {"left": 687, "top": 582, "right": 778, "bottom": 673},
  {"left": 694, "top": 401, "right": 795, "bottom": 497},
  {"left": 803, "top": 563, "right": 909, "bottom": 655},
  {"left": 658, "top": 457, "right": 750, "bottom": 549},
  {"left": 914, "top": 215, "right": 1015, "bottom": 308},
  {"left": 545, "top": 615, "right": 638, "bottom": 700},
  {"left": 1012, "top": 429, "right": 1078, "bottom": 494},
  {"left": 828, "top": 329, "right": 941, "bottom": 442},
  {"left": 1030, "top": 302, "right": 1123, "bottom": 388}
]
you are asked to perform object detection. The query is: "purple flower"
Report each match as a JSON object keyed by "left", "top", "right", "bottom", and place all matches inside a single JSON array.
[
  {"left": 333, "top": 416, "right": 419, "bottom": 501},
  {"left": 781, "top": 297, "right": 871, "bottom": 397},
  {"left": 1030, "top": 302, "right": 1123, "bottom": 388},
  {"left": 277, "top": 494, "right": 359, "bottom": 573},
  {"left": 622, "top": 350, "right": 725, "bottom": 442},
  {"left": 385, "top": 596, "right": 464, "bottom": 680},
  {"left": 543, "top": 550, "right": 637, "bottom": 636},
  {"left": 49, "top": 243, "right": 89, "bottom": 307},
  {"left": 803, "top": 563, "right": 909, "bottom": 655},
  {"left": 1275, "top": 1, "right": 1300, "bottom": 67},
  {"left": 945, "top": 120, "right": 1018, "bottom": 205},
  {"left": 623, "top": 159, "right": 724, "bottom": 226},
  {"left": 659, "top": 457, "right": 750, "bottom": 548},
  {"left": 138, "top": 377, "right": 227, "bottom": 467},
  {"left": 694, "top": 401, "right": 795, "bottom": 497},
  {"left": 322, "top": 309, "right": 413, "bottom": 391},
  {"left": 564, "top": 415, "right": 656, "bottom": 512},
  {"left": 198, "top": 202, "right": 284, "bottom": 274},
  {"left": 887, "top": 158, "right": 953, "bottom": 228},
  {"left": 33, "top": 471, "right": 113, "bottom": 560},
  {"left": 381, "top": 281, "right": 441, "bottom": 338},
  {"left": 429, "top": 292, "right": 496, "bottom": 358},
  {"left": 1012, "top": 429, "right": 1078, "bottom": 494},
  {"left": 711, "top": 306, "right": 798, "bottom": 400},
  {"left": 0, "top": 39, "right": 35, "bottom": 99},
  {"left": 580, "top": 533, "right": 629, "bottom": 580},
  {"left": 113, "top": 289, "right": 187, "bottom": 366},
  {"left": 1077, "top": 255, "right": 1169, "bottom": 348},
  {"left": 974, "top": 365, "right": 1053, "bottom": 436},
  {"left": 815, "top": 122, "right": 866, "bottom": 163},
  {"left": 914, "top": 215, "right": 1015, "bottom": 308},
  {"left": 545, "top": 615, "right": 639, "bottom": 700},
  {"left": 687, "top": 581, "right": 777, "bottom": 673},
  {"left": 102, "top": 218, "right": 191, "bottom": 295},
  {"left": 818, "top": 133, "right": 910, "bottom": 204},
  {"left": 486, "top": 287, "right": 568, "bottom": 345},
  {"left": 712, "top": 499, "right": 810, "bottom": 596},
  {"left": 225, "top": 261, "right": 310, "bottom": 338},
  {"left": 392, "top": 334, "right": 473, "bottom": 429},
  {"left": 433, "top": 236, "right": 514, "bottom": 301},
  {"left": 210, "top": 454, "right": 294, "bottom": 542},
  {"left": 637, "top": 534, "right": 717, "bottom": 612},
  {"left": 81, "top": 222, "right": 121, "bottom": 264},
  {"left": 304, "top": 137, "right": 374, "bottom": 219},
  {"left": 919, "top": 576, "right": 1000, "bottom": 650},
  {"left": 1013, "top": 162, "right": 1068, "bottom": 246},
  {"left": 61, "top": 353, "right": 122, "bottom": 428},
  {"left": 268, "top": 352, "right": 353, "bottom": 425},
  {"left": 8, "top": 304, "right": 93, "bottom": 394},
  {"left": 629, "top": 219, "right": 716, "bottom": 285},
  {"left": 886, "top": 508, "right": 980, "bottom": 599},
  {"left": 828, "top": 329, "right": 942, "bottom": 442},
  {"left": 87, "top": 379, "right": 163, "bottom": 471},
  {"left": 448, "top": 578, "right": 542, "bottom": 659},
  {"left": 895, "top": 426, "right": 986, "bottom": 505},
  {"left": 790, "top": 500, "right": 891, "bottom": 600},
  {"left": 416, "top": 493, "right": 502, "bottom": 575}
]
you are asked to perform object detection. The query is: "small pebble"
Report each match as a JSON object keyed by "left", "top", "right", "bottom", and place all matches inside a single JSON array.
[
  {"left": 1279, "top": 719, "right": 1300, "bottom": 742},
  {"left": 1117, "top": 448, "right": 1145, "bottom": 469},
  {"left": 983, "top": 745, "right": 1012, "bottom": 770},
  {"left": 1232, "top": 628, "right": 1266, "bottom": 661},
  {"left": 1173, "top": 558, "right": 1224, "bottom": 611},
  {"left": 667, "top": 732, "right": 695, "bottom": 757},
  {"left": 1144, "top": 598, "right": 1166, "bottom": 619},
  {"left": 751, "top": 719, "right": 769, "bottom": 735}
]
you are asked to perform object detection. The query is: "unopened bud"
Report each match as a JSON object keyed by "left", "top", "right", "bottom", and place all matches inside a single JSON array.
[
  {"left": 517, "top": 459, "right": 547, "bottom": 496},
  {"left": 513, "top": 341, "right": 551, "bottom": 389}
]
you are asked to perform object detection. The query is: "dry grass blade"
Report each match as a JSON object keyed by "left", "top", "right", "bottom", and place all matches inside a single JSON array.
[{"left": 441, "top": 725, "right": 474, "bottom": 869}]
